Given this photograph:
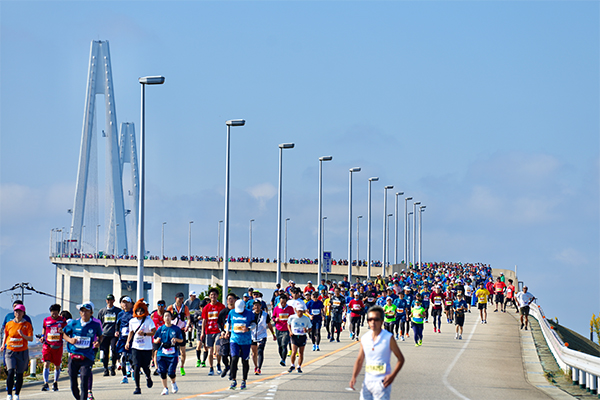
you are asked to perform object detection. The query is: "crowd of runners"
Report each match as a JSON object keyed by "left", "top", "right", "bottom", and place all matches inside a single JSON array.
[{"left": 1, "top": 261, "right": 537, "bottom": 400}]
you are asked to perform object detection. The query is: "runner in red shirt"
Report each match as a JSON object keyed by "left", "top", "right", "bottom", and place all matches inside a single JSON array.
[
  {"left": 493, "top": 277, "right": 507, "bottom": 313},
  {"left": 200, "top": 288, "right": 225, "bottom": 376},
  {"left": 348, "top": 292, "right": 365, "bottom": 341},
  {"left": 444, "top": 287, "right": 455, "bottom": 324},
  {"left": 429, "top": 286, "right": 445, "bottom": 333},
  {"left": 504, "top": 279, "right": 517, "bottom": 313},
  {"left": 40, "top": 304, "right": 67, "bottom": 392}
]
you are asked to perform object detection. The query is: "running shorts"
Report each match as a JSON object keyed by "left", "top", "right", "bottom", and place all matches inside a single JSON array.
[
  {"left": 431, "top": 308, "right": 442, "bottom": 317},
  {"left": 494, "top": 294, "right": 504, "bottom": 304},
  {"left": 5, "top": 349, "right": 29, "bottom": 374},
  {"left": 455, "top": 316, "right": 465, "bottom": 327},
  {"left": 478, "top": 303, "right": 487, "bottom": 310},
  {"left": 520, "top": 306, "right": 530, "bottom": 316},
  {"left": 291, "top": 334, "right": 307, "bottom": 347},
  {"left": 230, "top": 342, "right": 251, "bottom": 360},
  {"left": 206, "top": 333, "right": 219, "bottom": 347},
  {"left": 42, "top": 345, "right": 63, "bottom": 366}
]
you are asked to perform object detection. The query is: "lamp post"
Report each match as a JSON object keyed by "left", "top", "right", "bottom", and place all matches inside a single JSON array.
[
  {"left": 285, "top": 218, "right": 290, "bottom": 263},
  {"left": 82, "top": 225, "right": 86, "bottom": 255},
  {"left": 218, "top": 220, "right": 223, "bottom": 259},
  {"left": 223, "top": 118, "right": 245, "bottom": 298},
  {"left": 356, "top": 215, "right": 362, "bottom": 264},
  {"left": 188, "top": 221, "right": 194, "bottom": 260},
  {"left": 96, "top": 225, "right": 100, "bottom": 257},
  {"left": 136, "top": 75, "right": 165, "bottom": 300},
  {"left": 407, "top": 211, "right": 413, "bottom": 264},
  {"left": 382, "top": 185, "right": 393, "bottom": 270},
  {"left": 276, "top": 143, "right": 295, "bottom": 286},
  {"left": 249, "top": 219, "right": 254, "bottom": 262},
  {"left": 322, "top": 216, "right": 327, "bottom": 280},
  {"left": 387, "top": 214, "right": 392, "bottom": 269},
  {"left": 412, "top": 201, "right": 421, "bottom": 267},
  {"left": 317, "top": 156, "right": 333, "bottom": 286},
  {"left": 394, "top": 192, "right": 404, "bottom": 265},
  {"left": 61, "top": 227, "right": 65, "bottom": 256},
  {"left": 404, "top": 196, "right": 412, "bottom": 265},
  {"left": 367, "top": 177, "right": 378, "bottom": 281},
  {"left": 419, "top": 205, "right": 426, "bottom": 268},
  {"left": 161, "top": 222, "right": 166, "bottom": 260},
  {"left": 348, "top": 167, "right": 361, "bottom": 283}
]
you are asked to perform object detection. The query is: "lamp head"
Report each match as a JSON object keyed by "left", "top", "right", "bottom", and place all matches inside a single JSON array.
[
  {"left": 369, "top": 177, "right": 379, "bottom": 182},
  {"left": 405, "top": 197, "right": 413, "bottom": 201},
  {"left": 349, "top": 167, "right": 361, "bottom": 173},
  {"left": 384, "top": 185, "right": 394, "bottom": 190},
  {"left": 319, "top": 156, "right": 333, "bottom": 161},
  {"left": 414, "top": 201, "right": 421, "bottom": 205},
  {"left": 396, "top": 192, "right": 404, "bottom": 196},
  {"left": 226, "top": 119, "right": 245, "bottom": 126},
  {"left": 279, "top": 143, "right": 295, "bottom": 149},
  {"left": 139, "top": 76, "right": 165, "bottom": 85}
]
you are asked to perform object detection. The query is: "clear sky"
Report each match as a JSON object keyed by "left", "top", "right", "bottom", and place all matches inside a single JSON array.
[{"left": 1, "top": 1, "right": 598, "bottom": 336}]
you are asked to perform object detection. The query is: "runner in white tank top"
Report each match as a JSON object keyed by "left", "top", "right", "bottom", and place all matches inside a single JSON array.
[{"left": 350, "top": 306, "right": 405, "bottom": 400}]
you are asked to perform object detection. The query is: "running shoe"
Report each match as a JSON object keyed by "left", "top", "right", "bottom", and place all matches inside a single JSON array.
[
  {"left": 180, "top": 367, "right": 186, "bottom": 376},
  {"left": 256, "top": 368, "right": 261, "bottom": 375},
  {"left": 418, "top": 339, "right": 423, "bottom": 346},
  {"left": 288, "top": 366, "right": 295, "bottom": 373},
  {"left": 494, "top": 309, "right": 498, "bottom": 312},
  {"left": 316, "top": 345, "right": 320, "bottom": 351},
  {"left": 433, "top": 328, "right": 437, "bottom": 333},
  {"left": 221, "top": 366, "right": 230, "bottom": 378},
  {"left": 171, "top": 382, "right": 179, "bottom": 393},
  {"left": 196, "top": 360, "right": 201, "bottom": 367},
  {"left": 7, "top": 395, "right": 12, "bottom": 400},
  {"left": 161, "top": 388, "right": 168, "bottom": 396},
  {"left": 217, "top": 365, "right": 222, "bottom": 375},
  {"left": 455, "top": 333, "right": 458, "bottom": 339},
  {"left": 208, "top": 368, "right": 214, "bottom": 376},
  {"left": 147, "top": 376, "right": 153, "bottom": 388},
  {"left": 200, "top": 361, "right": 206, "bottom": 367},
  {"left": 438, "top": 330, "right": 442, "bottom": 334},
  {"left": 329, "top": 338, "right": 335, "bottom": 342},
  {"left": 395, "top": 334, "right": 399, "bottom": 340},
  {"left": 336, "top": 338, "right": 340, "bottom": 342},
  {"left": 349, "top": 332, "right": 353, "bottom": 339},
  {"left": 230, "top": 380, "right": 237, "bottom": 390},
  {"left": 133, "top": 388, "right": 142, "bottom": 395},
  {"left": 240, "top": 381, "right": 247, "bottom": 390},
  {"left": 280, "top": 360, "right": 286, "bottom": 367},
  {"left": 153, "top": 369, "right": 159, "bottom": 376},
  {"left": 103, "top": 369, "right": 110, "bottom": 377},
  {"left": 312, "top": 344, "right": 316, "bottom": 351},
  {"left": 484, "top": 320, "right": 487, "bottom": 324},
  {"left": 88, "top": 391, "right": 95, "bottom": 400},
  {"left": 297, "top": 367, "right": 303, "bottom": 373},
  {"left": 401, "top": 336, "right": 405, "bottom": 342},
  {"left": 111, "top": 368, "right": 116, "bottom": 376},
  {"left": 459, "top": 335, "right": 462, "bottom": 340},
  {"left": 53, "top": 382, "right": 59, "bottom": 392},
  {"left": 121, "top": 377, "right": 129, "bottom": 384},
  {"left": 42, "top": 383, "right": 49, "bottom": 391},
  {"left": 287, "top": 349, "right": 292, "bottom": 356}
]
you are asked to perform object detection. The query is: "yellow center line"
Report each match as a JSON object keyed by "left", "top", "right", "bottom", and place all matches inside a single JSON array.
[{"left": 176, "top": 340, "right": 358, "bottom": 399}]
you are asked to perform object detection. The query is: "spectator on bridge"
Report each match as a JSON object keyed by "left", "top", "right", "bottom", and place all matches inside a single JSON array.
[
  {"left": 2, "top": 303, "right": 34, "bottom": 400},
  {"left": 516, "top": 286, "right": 536, "bottom": 330}
]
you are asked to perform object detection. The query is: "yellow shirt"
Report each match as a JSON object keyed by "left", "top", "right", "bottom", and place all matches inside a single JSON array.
[
  {"left": 475, "top": 288, "right": 490, "bottom": 304},
  {"left": 323, "top": 298, "right": 331, "bottom": 316}
]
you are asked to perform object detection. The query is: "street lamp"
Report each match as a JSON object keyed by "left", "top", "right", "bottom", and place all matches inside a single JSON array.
[
  {"left": 161, "top": 222, "right": 166, "bottom": 260},
  {"left": 382, "top": 185, "right": 393, "bottom": 270},
  {"left": 394, "top": 192, "right": 404, "bottom": 265},
  {"left": 249, "top": 219, "right": 254, "bottom": 263},
  {"left": 348, "top": 167, "right": 361, "bottom": 283},
  {"left": 407, "top": 211, "right": 413, "bottom": 264},
  {"left": 218, "top": 220, "right": 223, "bottom": 259},
  {"left": 285, "top": 218, "right": 290, "bottom": 263},
  {"left": 413, "top": 201, "right": 421, "bottom": 267},
  {"left": 96, "top": 225, "right": 100, "bottom": 257},
  {"left": 317, "top": 156, "right": 333, "bottom": 285},
  {"left": 322, "top": 216, "right": 327, "bottom": 279},
  {"left": 404, "top": 197, "right": 413, "bottom": 265},
  {"left": 82, "top": 225, "right": 86, "bottom": 255},
  {"left": 276, "top": 143, "right": 295, "bottom": 286},
  {"left": 188, "top": 221, "right": 194, "bottom": 260},
  {"left": 387, "top": 214, "right": 392, "bottom": 269},
  {"left": 367, "top": 177, "right": 379, "bottom": 281},
  {"left": 419, "top": 205, "right": 426, "bottom": 269},
  {"left": 137, "top": 75, "right": 165, "bottom": 300},
  {"left": 223, "top": 119, "right": 245, "bottom": 299},
  {"left": 356, "top": 215, "right": 362, "bottom": 265}
]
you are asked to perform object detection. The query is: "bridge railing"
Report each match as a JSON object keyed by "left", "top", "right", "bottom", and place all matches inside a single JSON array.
[{"left": 530, "top": 302, "right": 600, "bottom": 395}]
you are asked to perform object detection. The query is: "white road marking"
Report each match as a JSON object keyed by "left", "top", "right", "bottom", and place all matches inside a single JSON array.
[{"left": 441, "top": 317, "right": 479, "bottom": 400}]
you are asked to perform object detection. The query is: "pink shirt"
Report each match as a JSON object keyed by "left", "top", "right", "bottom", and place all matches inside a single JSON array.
[{"left": 272, "top": 304, "right": 294, "bottom": 332}]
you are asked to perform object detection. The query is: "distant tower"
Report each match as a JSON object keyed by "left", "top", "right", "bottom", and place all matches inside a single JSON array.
[{"left": 70, "top": 40, "right": 137, "bottom": 255}]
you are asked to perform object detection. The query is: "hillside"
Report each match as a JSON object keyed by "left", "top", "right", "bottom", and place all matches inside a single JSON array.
[{"left": 547, "top": 319, "right": 600, "bottom": 357}]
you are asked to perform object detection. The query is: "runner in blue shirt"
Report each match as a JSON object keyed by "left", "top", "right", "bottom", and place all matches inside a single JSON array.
[
  {"left": 153, "top": 310, "right": 183, "bottom": 395},
  {"left": 305, "top": 291, "right": 324, "bottom": 351},
  {"left": 115, "top": 296, "right": 133, "bottom": 383},
  {"left": 62, "top": 303, "right": 103, "bottom": 400},
  {"left": 227, "top": 299, "right": 256, "bottom": 390},
  {"left": 393, "top": 294, "right": 408, "bottom": 341},
  {"left": 453, "top": 293, "right": 468, "bottom": 340}
]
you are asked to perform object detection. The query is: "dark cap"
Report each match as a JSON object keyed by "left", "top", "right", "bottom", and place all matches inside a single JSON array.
[
  {"left": 106, "top": 294, "right": 115, "bottom": 300},
  {"left": 175, "top": 292, "right": 184, "bottom": 298}
]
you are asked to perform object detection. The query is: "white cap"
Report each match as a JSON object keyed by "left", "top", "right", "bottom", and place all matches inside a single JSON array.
[
  {"left": 234, "top": 299, "right": 245, "bottom": 314},
  {"left": 294, "top": 302, "right": 306, "bottom": 311},
  {"left": 307, "top": 281, "right": 312, "bottom": 284},
  {"left": 189, "top": 290, "right": 196, "bottom": 296}
]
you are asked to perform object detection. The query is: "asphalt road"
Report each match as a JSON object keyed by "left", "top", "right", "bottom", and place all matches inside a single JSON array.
[{"left": 13, "top": 307, "right": 553, "bottom": 400}]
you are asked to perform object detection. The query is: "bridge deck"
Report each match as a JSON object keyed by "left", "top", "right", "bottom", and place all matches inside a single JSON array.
[{"left": 14, "top": 305, "right": 567, "bottom": 400}]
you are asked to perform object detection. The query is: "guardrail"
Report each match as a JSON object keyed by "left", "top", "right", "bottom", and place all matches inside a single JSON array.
[{"left": 530, "top": 303, "right": 600, "bottom": 396}]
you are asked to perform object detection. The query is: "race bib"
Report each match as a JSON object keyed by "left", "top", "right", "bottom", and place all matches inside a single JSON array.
[
  {"left": 352, "top": 305, "right": 362, "bottom": 311},
  {"left": 121, "top": 327, "right": 129, "bottom": 336},
  {"left": 162, "top": 347, "right": 175, "bottom": 355},
  {"left": 9, "top": 337, "right": 23, "bottom": 348},
  {"left": 208, "top": 311, "right": 219, "bottom": 320},
  {"left": 47, "top": 333, "right": 61, "bottom": 342},
  {"left": 365, "top": 363, "right": 386, "bottom": 375},
  {"left": 74, "top": 336, "right": 91, "bottom": 349},
  {"left": 293, "top": 327, "right": 305, "bottom": 335},
  {"left": 279, "top": 313, "right": 289, "bottom": 321},
  {"left": 104, "top": 314, "right": 116, "bottom": 323},
  {"left": 396, "top": 308, "right": 404, "bottom": 314},
  {"left": 333, "top": 300, "right": 341, "bottom": 307},
  {"left": 434, "top": 299, "right": 442, "bottom": 305},
  {"left": 367, "top": 297, "right": 374, "bottom": 303},
  {"left": 445, "top": 300, "right": 453, "bottom": 306},
  {"left": 233, "top": 323, "right": 246, "bottom": 333},
  {"left": 311, "top": 309, "right": 320, "bottom": 315},
  {"left": 385, "top": 311, "right": 394, "bottom": 317},
  {"left": 135, "top": 335, "right": 146, "bottom": 344}
]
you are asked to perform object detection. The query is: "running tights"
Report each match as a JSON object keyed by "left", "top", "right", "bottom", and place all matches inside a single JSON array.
[
  {"left": 350, "top": 316, "right": 361, "bottom": 338},
  {"left": 6, "top": 369, "right": 23, "bottom": 396},
  {"left": 230, "top": 356, "right": 249, "bottom": 381},
  {"left": 412, "top": 324, "right": 423, "bottom": 344},
  {"left": 255, "top": 339, "right": 266, "bottom": 369},
  {"left": 432, "top": 310, "right": 442, "bottom": 330},
  {"left": 332, "top": 321, "right": 342, "bottom": 341},
  {"left": 310, "top": 321, "right": 322, "bottom": 345},
  {"left": 134, "top": 365, "right": 151, "bottom": 389},
  {"left": 324, "top": 317, "right": 332, "bottom": 337}
]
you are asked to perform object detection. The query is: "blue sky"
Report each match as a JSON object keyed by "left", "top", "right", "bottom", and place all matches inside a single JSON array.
[{"left": 1, "top": 1, "right": 598, "bottom": 336}]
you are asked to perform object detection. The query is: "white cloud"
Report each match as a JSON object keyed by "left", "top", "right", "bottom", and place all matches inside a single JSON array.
[
  {"left": 553, "top": 248, "right": 589, "bottom": 265},
  {"left": 0, "top": 183, "right": 74, "bottom": 223},
  {"left": 246, "top": 183, "right": 277, "bottom": 210}
]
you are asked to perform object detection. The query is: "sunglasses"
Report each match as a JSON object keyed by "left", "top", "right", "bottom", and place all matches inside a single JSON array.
[{"left": 367, "top": 318, "right": 382, "bottom": 322}]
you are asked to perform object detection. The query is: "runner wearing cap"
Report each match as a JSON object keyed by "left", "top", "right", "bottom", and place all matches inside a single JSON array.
[
  {"left": 184, "top": 290, "right": 200, "bottom": 346},
  {"left": 151, "top": 300, "right": 167, "bottom": 376},
  {"left": 304, "top": 281, "right": 316, "bottom": 294},
  {"left": 393, "top": 292, "right": 408, "bottom": 341},
  {"left": 305, "top": 291, "right": 324, "bottom": 350},
  {"left": 516, "top": 286, "right": 535, "bottom": 330},
  {"left": 347, "top": 291, "right": 364, "bottom": 342},
  {"left": 62, "top": 302, "right": 103, "bottom": 400},
  {"left": 116, "top": 296, "right": 134, "bottom": 383},
  {"left": 40, "top": 304, "right": 67, "bottom": 392},
  {"left": 383, "top": 297, "right": 397, "bottom": 334},
  {"left": 98, "top": 294, "right": 121, "bottom": 376},
  {"left": 504, "top": 279, "right": 516, "bottom": 312},
  {"left": 152, "top": 310, "right": 183, "bottom": 395},
  {"left": 411, "top": 298, "right": 426, "bottom": 346},
  {"left": 330, "top": 287, "right": 346, "bottom": 343},
  {"left": 272, "top": 293, "right": 294, "bottom": 366},
  {"left": 226, "top": 299, "right": 256, "bottom": 390},
  {"left": 2, "top": 303, "right": 34, "bottom": 400},
  {"left": 287, "top": 301, "right": 311, "bottom": 373}
]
